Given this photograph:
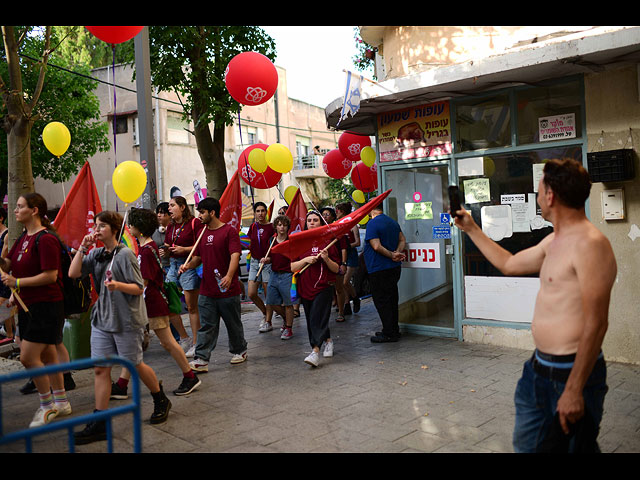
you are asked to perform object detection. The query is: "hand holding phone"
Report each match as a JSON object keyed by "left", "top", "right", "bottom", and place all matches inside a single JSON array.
[{"left": 448, "top": 185, "right": 462, "bottom": 218}]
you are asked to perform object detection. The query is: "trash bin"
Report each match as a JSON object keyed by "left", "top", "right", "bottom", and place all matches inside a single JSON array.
[{"left": 62, "top": 309, "right": 92, "bottom": 360}]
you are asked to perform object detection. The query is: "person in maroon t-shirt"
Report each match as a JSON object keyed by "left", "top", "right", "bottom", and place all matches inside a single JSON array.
[
  {"left": 0, "top": 193, "right": 71, "bottom": 428},
  {"left": 179, "top": 197, "right": 248, "bottom": 373},
  {"left": 291, "top": 210, "right": 341, "bottom": 368},
  {"left": 260, "top": 215, "right": 294, "bottom": 340},
  {"left": 111, "top": 208, "right": 201, "bottom": 398},
  {"left": 247, "top": 202, "right": 275, "bottom": 332},
  {"left": 321, "top": 206, "right": 349, "bottom": 322},
  {"left": 161, "top": 196, "right": 204, "bottom": 358}
]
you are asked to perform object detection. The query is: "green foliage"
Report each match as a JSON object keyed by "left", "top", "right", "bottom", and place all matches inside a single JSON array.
[
  {"left": 352, "top": 27, "right": 376, "bottom": 79},
  {"left": 52, "top": 26, "right": 135, "bottom": 69},
  {"left": 0, "top": 26, "right": 111, "bottom": 188},
  {"left": 147, "top": 26, "right": 277, "bottom": 130}
]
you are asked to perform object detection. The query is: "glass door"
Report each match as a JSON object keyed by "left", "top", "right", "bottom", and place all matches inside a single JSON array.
[{"left": 384, "top": 162, "right": 457, "bottom": 335}]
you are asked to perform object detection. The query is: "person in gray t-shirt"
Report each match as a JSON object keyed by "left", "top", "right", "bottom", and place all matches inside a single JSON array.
[{"left": 69, "top": 210, "right": 171, "bottom": 445}]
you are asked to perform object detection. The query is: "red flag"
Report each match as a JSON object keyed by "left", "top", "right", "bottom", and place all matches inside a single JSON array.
[
  {"left": 272, "top": 189, "right": 392, "bottom": 260},
  {"left": 53, "top": 162, "right": 102, "bottom": 251},
  {"left": 285, "top": 188, "right": 308, "bottom": 235},
  {"left": 219, "top": 170, "right": 243, "bottom": 232}
]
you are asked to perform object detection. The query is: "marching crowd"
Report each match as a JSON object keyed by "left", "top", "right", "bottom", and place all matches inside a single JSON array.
[{"left": 0, "top": 192, "right": 406, "bottom": 446}]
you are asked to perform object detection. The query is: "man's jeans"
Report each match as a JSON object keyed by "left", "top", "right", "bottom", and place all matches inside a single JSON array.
[
  {"left": 195, "top": 294, "right": 247, "bottom": 362},
  {"left": 513, "top": 352, "right": 608, "bottom": 453}
]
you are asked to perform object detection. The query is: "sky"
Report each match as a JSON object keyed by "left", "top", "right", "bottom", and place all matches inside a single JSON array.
[{"left": 259, "top": 26, "right": 363, "bottom": 109}]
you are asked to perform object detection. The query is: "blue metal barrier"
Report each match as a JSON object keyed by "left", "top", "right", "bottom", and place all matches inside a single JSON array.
[{"left": 0, "top": 356, "right": 142, "bottom": 453}]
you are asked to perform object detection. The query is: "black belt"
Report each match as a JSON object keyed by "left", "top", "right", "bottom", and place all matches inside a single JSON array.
[{"left": 531, "top": 350, "right": 604, "bottom": 383}]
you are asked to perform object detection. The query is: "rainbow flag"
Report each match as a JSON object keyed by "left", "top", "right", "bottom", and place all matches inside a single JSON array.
[
  {"left": 121, "top": 224, "right": 139, "bottom": 256},
  {"left": 239, "top": 231, "right": 250, "bottom": 249},
  {"left": 290, "top": 272, "right": 299, "bottom": 303}
]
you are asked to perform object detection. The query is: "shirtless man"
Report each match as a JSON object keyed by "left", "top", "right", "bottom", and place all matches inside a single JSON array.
[{"left": 453, "top": 158, "right": 616, "bottom": 453}]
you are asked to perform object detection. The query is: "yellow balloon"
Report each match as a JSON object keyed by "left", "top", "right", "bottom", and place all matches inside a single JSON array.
[
  {"left": 112, "top": 161, "right": 147, "bottom": 204},
  {"left": 42, "top": 121, "right": 71, "bottom": 157},
  {"left": 284, "top": 185, "right": 298, "bottom": 205},
  {"left": 360, "top": 146, "right": 376, "bottom": 167},
  {"left": 352, "top": 189, "right": 365, "bottom": 204},
  {"left": 483, "top": 157, "right": 495, "bottom": 177},
  {"left": 248, "top": 148, "right": 267, "bottom": 173},
  {"left": 358, "top": 215, "right": 370, "bottom": 225},
  {"left": 265, "top": 143, "right": 293, "bottom": 174}
]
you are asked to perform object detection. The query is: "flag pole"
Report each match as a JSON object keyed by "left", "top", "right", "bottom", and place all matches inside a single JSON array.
[{"left": 342, "top": 69, "right": 395, "bottom": 93}]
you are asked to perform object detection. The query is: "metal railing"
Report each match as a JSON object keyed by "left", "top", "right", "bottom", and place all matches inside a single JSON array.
[
  {"left": 0, "top": 356, "right": 142, "bottom": 453},
  {"left": 293, "top": 155, "right": 322, "bottom": 170}
]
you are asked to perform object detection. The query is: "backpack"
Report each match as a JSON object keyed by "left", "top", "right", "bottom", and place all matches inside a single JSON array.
[{"left": 21, "top": 230, "right": 92, "bottom": 316}]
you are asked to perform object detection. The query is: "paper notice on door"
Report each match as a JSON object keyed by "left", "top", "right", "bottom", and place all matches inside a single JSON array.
[
  {"left": 532, "top": 164, "right": 545, "bottom": 192},
  {"left": 458, "top": 157, "right": 484, "bottom": 177},
  {"left": 527, "top": 193, "right": 553, "bottom": 230},
  {"left": 463, "top": 178, "right": 491, "bottom": 204},
  {"left": 511, "top": 203, "right": 530, "bottom": 232},
  {"left": 481, "top": 205, "right": 513, "bottom": 241}
]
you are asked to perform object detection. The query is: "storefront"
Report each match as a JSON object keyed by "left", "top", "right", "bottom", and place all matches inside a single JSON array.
[{"left": 373, "top": 76, "right": 586, "bottom": 339}]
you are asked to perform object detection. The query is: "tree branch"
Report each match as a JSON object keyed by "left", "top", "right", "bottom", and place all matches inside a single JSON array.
[{"left": 28, "top": 26, "right": 51, "bottom": 112}]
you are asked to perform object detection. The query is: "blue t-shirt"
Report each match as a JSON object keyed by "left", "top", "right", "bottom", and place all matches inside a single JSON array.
[{"left": 363, "top": 214, "right": 402, "bottom": 274}]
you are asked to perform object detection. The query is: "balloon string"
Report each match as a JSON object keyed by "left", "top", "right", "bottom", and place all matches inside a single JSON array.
[
  {"left": 238, "top": 109, "right": 258, "bottom": 248},
  {"left": 108, "top": 207, "right": 128, "bottom": 273},
  {"left": 112, "top": 45, "right": 119, "bottom": 212}
]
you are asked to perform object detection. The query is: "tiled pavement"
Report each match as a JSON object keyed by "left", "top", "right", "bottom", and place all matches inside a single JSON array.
[{"left": 1, "top": 297, "right": 639, "bottom": 453}]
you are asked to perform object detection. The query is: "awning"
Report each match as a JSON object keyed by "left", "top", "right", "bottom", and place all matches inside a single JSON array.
[{"left": 325, "top": 26, "right": 640, "bottom": 135}]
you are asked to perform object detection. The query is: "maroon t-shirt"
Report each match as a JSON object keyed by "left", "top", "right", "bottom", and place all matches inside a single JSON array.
[
  {"left": 248, "top": 222, "right": 275, "bottom": 259},
  {"left": 164, "top": 218, "right": 205, "bottom": 258},
  {"left": 8, "top": 230, "right": 64, "bottom": 309},
  {"left": 269, "top": 237, "right": 291, "bottom": 273},
  {"left": 295, "top": 242, "right": 341, "bottom": 300},
  {"left": 193, "top": 223, "right": 242, "bottom": 298},
  {"left": 138, "top": 242, "right": 169, "bottom": 318}
]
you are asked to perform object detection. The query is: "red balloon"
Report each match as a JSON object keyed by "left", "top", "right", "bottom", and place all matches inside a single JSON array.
[
  {"left": 85, "top": 26, "right": 144, "bottom": 44},
  {"left": 351, "top": 161, "right": 378, "bottom": 193},
  {"left": 225, "top": 52, "right": 278, "bottom": 106},
  {"left": 238, "top": 144, "right": 282, "bottom": 189},
  {"left": 338, "top": 131, "right": 371, "bottom": 162},
  {"left": 322, "top": 149, "right": 352, "bottom": 179}
]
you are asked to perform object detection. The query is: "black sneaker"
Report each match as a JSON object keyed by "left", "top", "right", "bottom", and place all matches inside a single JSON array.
[
  {"left": 173, "top": 374, "right": 201, "bottom": 396},
  {"left": 64, "top": 372, "right": 76, "bottom": 391},
  {"left": 74, "top": 419, "right": 107, "bottom": 445},
  {"left": 343, "top": 302, "right": 353, "bottom": 315},
  {"left": 150, "top": 382, "right": 171, "bottom": 424},
  {"left": 352, "top": 296, "right": 361, "bottom": 313},
  {"left": 110, "top": 382, "right": 128, "bottom": 400},
  {"left": 20, "top": 379, "right": 37, "bottom": 395}
]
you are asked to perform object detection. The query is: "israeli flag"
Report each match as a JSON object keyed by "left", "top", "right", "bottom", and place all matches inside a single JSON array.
[{"left": 337, "top": 71, "right": 363, "bottom": 126}]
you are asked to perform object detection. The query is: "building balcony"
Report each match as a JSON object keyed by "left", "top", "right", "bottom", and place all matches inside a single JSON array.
[{"left": 292, "top": 155, "right": 326, "bottom": 178}]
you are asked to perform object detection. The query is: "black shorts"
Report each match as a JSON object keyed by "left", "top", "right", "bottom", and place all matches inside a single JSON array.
[{"left": 18, "top": 301, "right": 65, "bottom": 345}]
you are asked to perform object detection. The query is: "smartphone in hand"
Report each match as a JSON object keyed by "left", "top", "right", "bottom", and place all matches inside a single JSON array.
[{"left": 448, "top": 185, "right": 462, "bottom": 218}]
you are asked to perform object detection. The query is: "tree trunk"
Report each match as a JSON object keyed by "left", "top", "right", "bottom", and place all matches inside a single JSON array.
[{"left": 192, "top": 115, "right": 228, "bottom": 200}]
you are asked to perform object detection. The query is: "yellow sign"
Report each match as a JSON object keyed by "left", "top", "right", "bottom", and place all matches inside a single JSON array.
[{"left": 405, "top": 202, "right": 433, "bottom": 220}]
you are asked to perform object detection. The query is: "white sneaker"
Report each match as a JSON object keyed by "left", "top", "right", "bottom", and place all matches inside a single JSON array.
[
  {"left": 55, "top": 401, "right": 72, "bottom": 417},
  {"left": 189, "top": 358, "right": 209, "bottom": 372},
  {"left": 304, "top": 351, "right": 320, "bottom": 367},
  {"left": 179, "top": 336, "right": 192, "bottom": 353},
  {"left": 29, "top": 406, "right": 58, "bottom": 428},
  {"left": 323, "top": 340, "right": 334, "bottom": 358},
  {"left": 185, "top": 344, "right": 196, "bottom": 358},
  {"left": 258, "top": 320, "right": 273, "bottom": 333},
  {"left": 230, "top": 351, "right": 247, "bottom": 364}
]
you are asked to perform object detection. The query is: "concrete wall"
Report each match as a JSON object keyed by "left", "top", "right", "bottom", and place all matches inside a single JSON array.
[{"left": 584, "top": 65, "right": 640, "bottom": 365}]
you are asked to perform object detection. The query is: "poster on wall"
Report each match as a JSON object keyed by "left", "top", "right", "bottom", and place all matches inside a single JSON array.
[
  {"left": 538, "top": 113, "right": 576, "bottom": 142},
  {"left": 401, "top": 243, "right": 441, "bottom": 269},
  {"left": 377, "top": 101, "right": 452, "bottom": 162}
]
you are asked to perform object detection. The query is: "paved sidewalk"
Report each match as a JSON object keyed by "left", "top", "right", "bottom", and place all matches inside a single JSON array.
[{"left": 1, "top": 297, "right": 639, "bottom": 453}]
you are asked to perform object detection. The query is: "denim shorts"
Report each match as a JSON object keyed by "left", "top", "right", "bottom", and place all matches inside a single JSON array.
[
  {"left": 266, "top": 271, "right": 293, "bottom": 306},
  {"left": 166, "top": 256, "right": 201, "bottom": 291},
  {"left": 91, "top": 326, "right": 145, "bottom": 366},
  {"left": 249, "top": 257, "right": 271, "bottom": 283},
  {"left": 346, "top": 247, "right": 359, "bottom": 268}
]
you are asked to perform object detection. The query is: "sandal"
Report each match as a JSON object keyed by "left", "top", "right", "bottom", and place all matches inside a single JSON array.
[{"left": 336, "top": 314, "right": 345, "bottom": 322}]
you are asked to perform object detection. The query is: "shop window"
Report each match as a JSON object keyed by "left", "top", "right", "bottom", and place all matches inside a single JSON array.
[
  {"left": 516, "top": 79, "right": 582, "bottom": 145},
  {"left": 459, "top": 146, "right": 582, "bottom": 277},
  {"left": 455, "top": 94, "right": 511, "bottom": 152}
]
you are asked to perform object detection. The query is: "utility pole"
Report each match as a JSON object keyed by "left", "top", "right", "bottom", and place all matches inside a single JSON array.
[{"left": 134, "top": 27, "right": 158, "bottom": 209}]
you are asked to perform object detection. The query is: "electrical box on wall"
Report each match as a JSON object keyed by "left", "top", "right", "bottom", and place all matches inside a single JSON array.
[
  {"left": 587, "top": 149, "right": 635, "bottom": 183},
  {"left": 601, "top": 189, "right": 625, "bottom": 220}
]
